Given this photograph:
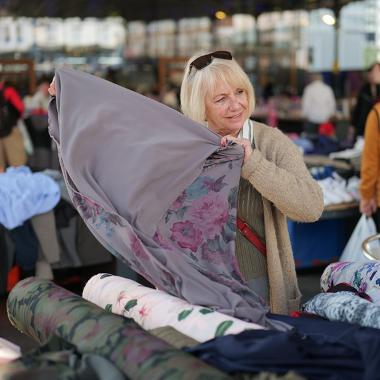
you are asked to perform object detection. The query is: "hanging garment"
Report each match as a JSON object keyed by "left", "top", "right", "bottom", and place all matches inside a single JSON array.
[
  {"left": 0, "top": 166, "right": 60, "bottom": 229},
  {"left": 302, "top": 291, "right": 380, "bottom": 329},
  {"left": 0, "top": 225, "right": 9, "bottom": 295},
  {"left": 48, "top": 67, "right": 288, "bottom": 330},
  {"left": 7, "top": 277, "right": 232, "bottom": 380},
  {"left": 30, "top": 210, "right": 60, "bottom": 264},
  {"left": 8, "top": 221, "right": 39, "bottom": 271},
  {"left": 83, "top": 273, "right": 265, "bottom": 343},
  {"left": 321, "top": 261, "right": 380, "bottom": 304}
]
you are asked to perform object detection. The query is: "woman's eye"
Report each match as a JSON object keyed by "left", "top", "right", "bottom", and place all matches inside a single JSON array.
[
  {"left": 236, "top": 89, "right": 244, "bottom": 95},
  {"left": 215, "top": 97, "right": 225, "bottom": 103}
]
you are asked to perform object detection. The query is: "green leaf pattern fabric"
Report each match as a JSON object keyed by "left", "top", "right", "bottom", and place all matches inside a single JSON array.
[{"left": 83, "top": 273, "right": 264, "bottom": 342}]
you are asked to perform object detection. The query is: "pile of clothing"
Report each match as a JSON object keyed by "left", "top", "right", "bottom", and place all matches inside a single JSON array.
[
  {"left": 309, "top": 168, "right": 360, "bottom": 206},
  {"left": 4, "top": 276, "right": 380, "bottom": 380}
]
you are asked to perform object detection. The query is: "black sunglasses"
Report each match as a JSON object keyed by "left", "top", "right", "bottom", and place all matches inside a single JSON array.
[{"left": 189, "top": 51, "right": 233, "bottom": 74}]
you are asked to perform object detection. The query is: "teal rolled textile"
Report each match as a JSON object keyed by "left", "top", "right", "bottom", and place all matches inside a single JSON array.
[{"left": 6, "top": 278, "right": 231, "bottom": 380}]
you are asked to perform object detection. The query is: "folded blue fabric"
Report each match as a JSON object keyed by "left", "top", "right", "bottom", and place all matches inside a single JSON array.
[
  {"left": 0, "top": 166, "right": 60, "bottom": 229},
  {"left": 187, "top": 322, "right": 380, "bottom": 380}
]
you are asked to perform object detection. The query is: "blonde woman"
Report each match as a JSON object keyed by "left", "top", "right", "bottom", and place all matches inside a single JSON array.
[{"left": 180, "top": 51, "right": 324, "bottom": 314}]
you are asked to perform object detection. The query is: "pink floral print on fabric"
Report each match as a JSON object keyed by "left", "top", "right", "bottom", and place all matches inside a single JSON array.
[
  {"left": 189, "top": 194, "right": 229, "bottom": 240},
  {"left": 170, "top": 221, "right": 203, "bottom": 253}
]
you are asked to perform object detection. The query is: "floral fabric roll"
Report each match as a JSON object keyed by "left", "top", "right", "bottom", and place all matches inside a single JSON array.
[
  {"left": 83, "top": 273, "right": 264, "bottom": 343},
  {"left": 302, "top": 291, "right": 380, "bottom": 329},
  {"left": 321, "top": 261, "right": 380, "bottom": 304},
  {"left": 6, "top": 277, "right": 231, "bottom": 380}
]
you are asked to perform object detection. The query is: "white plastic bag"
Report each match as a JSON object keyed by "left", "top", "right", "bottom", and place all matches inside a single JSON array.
[{"left": 339, "top": 214, "right": 377, "bottom": 262}]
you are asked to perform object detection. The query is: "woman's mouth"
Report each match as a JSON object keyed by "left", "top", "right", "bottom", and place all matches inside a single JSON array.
[{"left": 228, "top": 112, "right": 243, "bottom": 120}]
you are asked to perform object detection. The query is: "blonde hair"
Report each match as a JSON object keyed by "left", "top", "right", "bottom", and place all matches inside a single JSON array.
[{"left": 180, "top": 52, "right": 255, "bottom": 125}]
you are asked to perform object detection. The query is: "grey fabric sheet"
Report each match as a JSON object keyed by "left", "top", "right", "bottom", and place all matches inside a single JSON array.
[{"left": 48, "top": 67, "right": 289, "bottom": 330}]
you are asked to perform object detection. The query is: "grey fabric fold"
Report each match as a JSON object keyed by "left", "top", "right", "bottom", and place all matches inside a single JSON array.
[{"left": 48, "top": 67, "right": 289, "bottom": 330}]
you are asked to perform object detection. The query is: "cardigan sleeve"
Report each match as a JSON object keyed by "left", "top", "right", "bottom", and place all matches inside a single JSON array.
[
  {"left": 241, "top": 127, "right": 324, "bottom": 222},
  {"left": 360, "top": 108, "right": 379, "bottom": 201}
]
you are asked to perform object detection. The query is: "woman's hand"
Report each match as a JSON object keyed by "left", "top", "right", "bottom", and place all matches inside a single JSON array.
[
  {"left": 221, "top": 135, "right": 253, "bottom": 163},
  {"left": 48, "top": 77, "right": 56, "bottom": 96},
  {"left": 360, "top": 198, "right": 377, "bottom": 216}
]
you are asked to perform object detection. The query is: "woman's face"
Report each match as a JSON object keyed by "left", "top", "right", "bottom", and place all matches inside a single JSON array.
[{"left": 205, "top": 81, "right": 249, "bottom": 137}]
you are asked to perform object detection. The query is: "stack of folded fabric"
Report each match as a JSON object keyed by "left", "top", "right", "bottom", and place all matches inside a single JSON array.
[
  {"left": 316, "top": 173, "right": 360, "bottom": 206},
  {"left": 302, "top": 261, "right": 380, "bottom": 329}
]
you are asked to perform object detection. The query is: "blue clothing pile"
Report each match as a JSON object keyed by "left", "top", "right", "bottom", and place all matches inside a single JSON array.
[
  {"left": 0, "top": 166, "right": 60, "bottom": 229},
  {"left": 187, "top": 314, "right": 380, "bottom": 380}
]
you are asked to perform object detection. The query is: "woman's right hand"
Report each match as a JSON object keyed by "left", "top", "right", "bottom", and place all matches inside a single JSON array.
[
  {"left": 221, "top": 135, "right": 253, "bottom": 163},
  {"left": 360, "top": 198, "right": 377, "bottom": 216},
  {"left": 48, "top": 77, "right": 56, "bottom": 96}
]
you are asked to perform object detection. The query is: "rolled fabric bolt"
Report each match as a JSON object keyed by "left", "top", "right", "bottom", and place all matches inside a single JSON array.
[
  {"left": 83, "top": 273, "right": 265, "bottom": 343},
  {"left": 7, "top": 277, "right": 232, "bottom": 380}
]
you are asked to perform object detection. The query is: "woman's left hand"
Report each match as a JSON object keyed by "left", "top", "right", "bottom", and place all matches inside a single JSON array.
[
  {"left": 48, "top": 77, "right": 56, "bottom": 96},
  {"left": 221, "top": 135, "right": 253, "bottom": 163}
]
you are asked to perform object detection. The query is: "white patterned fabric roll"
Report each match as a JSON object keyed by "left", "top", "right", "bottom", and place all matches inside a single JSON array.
[
  {"left": 0, "top": 338, "right": 21, "bottom": 364},
  {"left": 83, "top": 273, "right": 265, "bottom": 342}
]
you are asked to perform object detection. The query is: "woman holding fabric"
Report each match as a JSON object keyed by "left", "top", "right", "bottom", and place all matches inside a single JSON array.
[
  {"left": 48, "top": 54, "right": 322, "bottom": 326},
  {"left": 180, "top": 51, "right": 324, "bottom": 314}
]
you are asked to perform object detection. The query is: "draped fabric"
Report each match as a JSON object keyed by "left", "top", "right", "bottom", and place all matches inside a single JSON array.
[
  {"left": 6, "top": 277, "right": 231, "bottom": 380},
  {"left": 83, "top": 273, "right": 265, "bottom": 343},
  {"left": 321, "top": 261, "right": 380, "bottom": 304},
  {"left": 48, "top": 67, "right": 288, "bottom": 330}
]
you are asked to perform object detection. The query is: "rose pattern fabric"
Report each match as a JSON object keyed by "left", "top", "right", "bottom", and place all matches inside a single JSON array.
[
  {"left": 82, "top": 274, "right": 265, "bottom": 343},
  {"left": 48, "top": 67, "right": 288, "bottom": 330},
  {"left": 161, "top": 175, "right": 239, "bottom": 271},
  {"left": 321, "top": 261, "right": 380, "bottom": 304},
  {"left": 302, "top": 291, "right": 380, "bottom": 329},
  {"left": 6, "top": 277, "right": 232, "bottom": 380}
]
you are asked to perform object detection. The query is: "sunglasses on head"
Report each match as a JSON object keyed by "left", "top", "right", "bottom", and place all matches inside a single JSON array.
[{"left": 189, "top": 51, "right": 233, "bottom": 74}]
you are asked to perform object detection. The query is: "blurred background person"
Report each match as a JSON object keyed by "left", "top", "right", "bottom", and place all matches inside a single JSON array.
[
  {"left": 359, "top": 100, "right": 380, "bottom": 229},
  {"left": 161, "top": 83, "right": 179, "bottom": 110},
  {"left": 301, "top": 72, "right": 336, "bottom": 139},
  {"left": 352, "top": 62, "right": 380, "bottom": 137},
  {"left": 24, "top": 76, "right": 53, "bottom": 171},
  {"left": 0, "top": 77, "right": 27, "bottom": 172}
]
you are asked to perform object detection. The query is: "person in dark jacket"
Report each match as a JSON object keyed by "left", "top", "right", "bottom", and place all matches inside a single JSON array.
[{"left": 352, "top": 62, "right": 380, "bottom": 136}]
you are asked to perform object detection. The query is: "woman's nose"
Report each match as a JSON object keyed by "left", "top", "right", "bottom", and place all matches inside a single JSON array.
[{"left": 228, "top": 96, "right": 241, "bottom": 110}]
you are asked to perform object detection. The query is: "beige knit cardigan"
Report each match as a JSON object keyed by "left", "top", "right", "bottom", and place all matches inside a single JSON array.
[{"left": 238, "top": 121, "right": 324, "bottom": 315}]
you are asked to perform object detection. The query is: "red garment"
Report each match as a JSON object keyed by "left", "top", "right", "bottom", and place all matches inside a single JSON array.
[
  {"left": 6, "top": 265, "right": 20, "bottom": 293},
  {"left": 319, "top": 122, "right": 335, "bottom": 137},
  {"left": 0, "top": 83, "right": 24, "bottom": 115}
]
